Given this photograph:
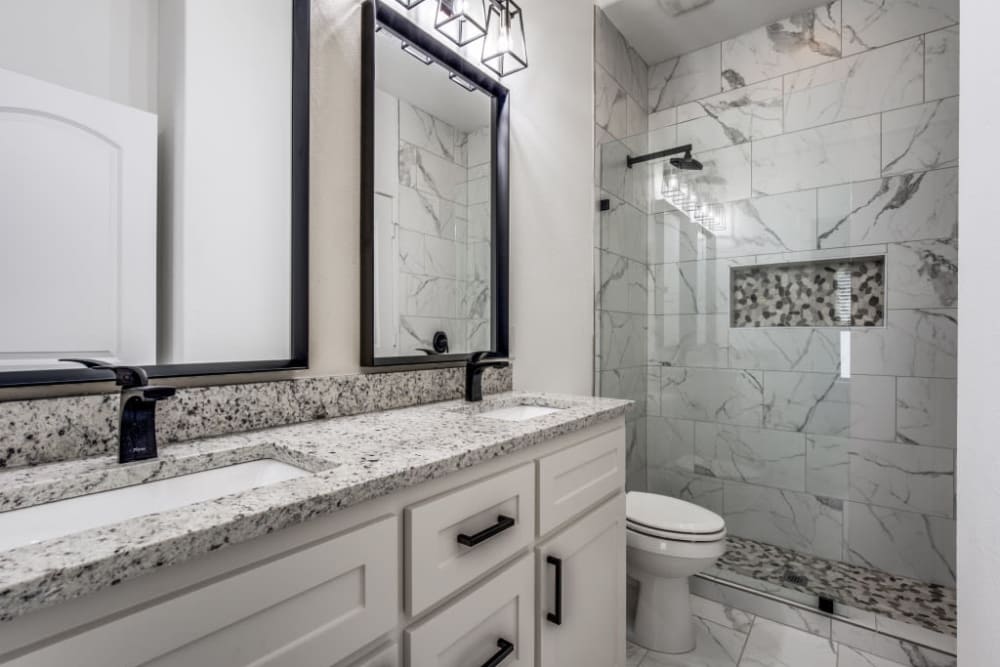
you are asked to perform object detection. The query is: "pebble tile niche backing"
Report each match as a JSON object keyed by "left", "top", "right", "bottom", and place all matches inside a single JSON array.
[{"left": 731, "top": 256, "right": 885, "bottom": 327}]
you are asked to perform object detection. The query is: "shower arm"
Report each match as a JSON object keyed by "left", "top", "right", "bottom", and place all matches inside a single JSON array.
[{"left": 626, "top": 144, "right": 693, "bottom": 169}]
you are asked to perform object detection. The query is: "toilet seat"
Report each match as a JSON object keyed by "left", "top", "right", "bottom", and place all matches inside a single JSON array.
[
  {"left": 627, "top": 520, "right": 726, "bottom": 543},
  {"left": 626, "top": 492, "right": 726, "bottom": 543}
]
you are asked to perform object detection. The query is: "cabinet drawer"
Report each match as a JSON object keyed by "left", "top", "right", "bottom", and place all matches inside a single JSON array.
[
  {"left": 9, "top": 516, "right": 399, "bottom": 667},
  {"left": 406, "top": 463, "right": 534, "bottom": 616},
  {"left": 406, "top": 554, "right": 534, "bottom": 667},
  {"left": 537, "top": 425, "right": 626, "bottom": 535}
]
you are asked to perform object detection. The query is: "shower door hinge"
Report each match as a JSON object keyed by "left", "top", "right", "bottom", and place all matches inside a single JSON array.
[{"left": 599, "top": 198, "right": 610, "bottom": 212}]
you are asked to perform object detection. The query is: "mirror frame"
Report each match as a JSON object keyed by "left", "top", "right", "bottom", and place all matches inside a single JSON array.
[
  {"left": 360, "top": 0, "right": 510, "bottom": 368},
  {"left": 0, "top": 0, "right": 311, "bottom": 388}
]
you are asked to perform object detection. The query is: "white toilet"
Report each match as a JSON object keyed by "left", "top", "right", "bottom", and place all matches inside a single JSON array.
[{"left": 626, "top": 491, "right": 727, "bottom": 654}]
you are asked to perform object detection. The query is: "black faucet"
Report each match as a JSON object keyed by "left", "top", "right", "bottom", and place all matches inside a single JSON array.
[
  {"left": 465, "top": 351, "right": 510, "bottom": 402},
  {"left": 60, "top": 359, "right": 176, "bottom": 463}
]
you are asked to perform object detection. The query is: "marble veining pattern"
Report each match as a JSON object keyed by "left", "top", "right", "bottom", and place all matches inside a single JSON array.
[
  {"left": 604, "top": 0, "right": 961, "bottom": 591},
  {"left": 783, "top": 37, "right": 924, "bottom": 132},
  {"left": 817, "top": 169, "right": 958, "bottom": 248},
  {"left": 843, "top": 0, "right": 959, "bottom": 56},
  {"left": 0, "top": 393, "right": 630, "bottom": 622},
  {"left": 721, "top": 2, "right": 842, "bottom": 90},
  {"left": 881, "top": 97, "right": 959, "bottom": 176},
  {"left": 392, "top": 94, "right": 492, "bottom": 355}
]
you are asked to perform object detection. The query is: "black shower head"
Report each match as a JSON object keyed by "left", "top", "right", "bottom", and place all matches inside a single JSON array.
[{"left": 670, "top": 152, "right": 703, "bottom": 171}]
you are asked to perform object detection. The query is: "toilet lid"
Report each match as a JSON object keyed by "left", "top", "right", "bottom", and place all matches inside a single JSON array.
[{"left": 626, "top": 491, "right": 725, "bottom": 535}]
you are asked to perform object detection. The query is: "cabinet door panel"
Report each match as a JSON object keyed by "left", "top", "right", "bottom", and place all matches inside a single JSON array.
[
  {"left": 537, "top": 494, "right": 626, "bottom": 667},
  {"left": 537, "top": 426, "right": 625, "bottom": 535},
  {"left": 9, "top": 516, "right": 399, "bottom": 667},
  {"left": 406, "top": 554, "right": 534, "bottom": 667}
]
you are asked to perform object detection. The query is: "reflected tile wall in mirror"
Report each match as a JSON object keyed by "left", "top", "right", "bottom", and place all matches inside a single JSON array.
[{"left": 373, "top": 27, "right": 493, "bottom": 359}]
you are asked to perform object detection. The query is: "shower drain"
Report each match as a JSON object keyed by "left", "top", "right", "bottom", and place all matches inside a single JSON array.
[{"left": 782, "top": 571, "right": 809, "bottom": 587}]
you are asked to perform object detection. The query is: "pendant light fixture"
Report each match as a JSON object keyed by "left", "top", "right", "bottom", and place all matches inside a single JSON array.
[
  {"left": 435, "top": 0, "right": 488, "bottom": 47},
  {"left": 482, "top": 0, "right": 528, "bottom": 77},
  {"left": 394, "top": 0, "right": 427, "bottom": 9}
]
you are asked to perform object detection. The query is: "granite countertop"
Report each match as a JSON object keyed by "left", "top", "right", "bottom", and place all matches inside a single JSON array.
[{"left": 0, "top": 392, "right": 630, "bottom": 623}]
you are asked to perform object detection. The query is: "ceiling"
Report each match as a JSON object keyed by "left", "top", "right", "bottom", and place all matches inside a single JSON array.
[{"left": 596, "top": 0, "right": 834, "bottom": 65}]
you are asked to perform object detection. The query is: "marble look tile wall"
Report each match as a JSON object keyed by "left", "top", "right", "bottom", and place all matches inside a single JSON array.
[
  {"left": 637, "top": 0, "right": 959, "bottom": 587},
  {"left": 595, "top": 8, "right": 650, "bottom": 491},
  {"left": 393, "top": 97, "right": 492, "bottom": 355},
  {"left": 0, "top": 366, "right": 514, "bottom": 469}
]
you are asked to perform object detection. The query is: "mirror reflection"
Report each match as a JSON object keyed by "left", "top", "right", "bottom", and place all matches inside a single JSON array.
[
  {"left": 0, "top": 0, "right": 302, "bottom": 375},
  {"left": 373, "top": 25, "right": 493, "bottom": 359}
]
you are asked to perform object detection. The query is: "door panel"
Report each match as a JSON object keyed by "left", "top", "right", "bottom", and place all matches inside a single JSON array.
[
  {"left": 537, "top": 494, "right": 626, "bottom": 667},
  {"left": 0, "top": 66, "right": 156, "bottom": 369}
]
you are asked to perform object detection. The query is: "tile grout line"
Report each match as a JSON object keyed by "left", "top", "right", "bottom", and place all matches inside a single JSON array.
[{"left": 735, "top": 613, "right": 757, "bottom": 666}]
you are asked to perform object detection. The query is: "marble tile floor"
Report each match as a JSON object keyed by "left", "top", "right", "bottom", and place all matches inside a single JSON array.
[
  {"left": 627, "top": 596, "right": 953, "bottom": 667},
  {"left": 713, "top": 536, "right": 956, "bottom": 636}
]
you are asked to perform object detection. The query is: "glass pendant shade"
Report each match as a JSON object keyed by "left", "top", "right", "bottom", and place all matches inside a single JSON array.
[
  {"left": 394, "top": 0, "right": 427, "bottom": 8},
  {"left": 482, "top": 0, "right": 528, "bottom": 77},
  {"left": 435, "top": 0, "right": 488, "bottom": 47}
]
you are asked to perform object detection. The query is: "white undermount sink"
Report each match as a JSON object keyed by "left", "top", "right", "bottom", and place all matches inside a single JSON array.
[
  {"left": 0, "top": 459, "right": 310, "bottom": 552},
  {"left": 477, "top": 405, "right": 563, "bottom": 422}
]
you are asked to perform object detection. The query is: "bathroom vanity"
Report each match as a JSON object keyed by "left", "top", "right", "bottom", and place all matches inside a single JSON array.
[{"left": 0, "top": 394, "right": 629, "bottom": 667}]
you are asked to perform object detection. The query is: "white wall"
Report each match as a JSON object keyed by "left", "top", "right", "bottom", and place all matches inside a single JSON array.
[
  {"left": 0, "top": 0, "right": 158, "bottom": 111},
  {"left": 957, "top": 0, "right": 1000, "bottom": 660},
  {"left": 506, "top": 0, "right": 595, "bottom": 394}
]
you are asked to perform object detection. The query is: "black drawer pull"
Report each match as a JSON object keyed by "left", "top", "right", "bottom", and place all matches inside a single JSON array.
[
  {"left": 457, "top": 515, "right": 515, "bottom": 547},
  {"left": 547, "top": 555, "right": 563, "bottom": 625},
  {"left": 481, "top": 638, "right": 514, "bottom": 667}
]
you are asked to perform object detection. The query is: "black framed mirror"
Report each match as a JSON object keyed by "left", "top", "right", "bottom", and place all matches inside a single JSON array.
[
  {"left": 0, "top": 0, "right": 310, "bottom": 388},
  {"left": 361, "top": 0, "right": 509, "bottom": 368}
]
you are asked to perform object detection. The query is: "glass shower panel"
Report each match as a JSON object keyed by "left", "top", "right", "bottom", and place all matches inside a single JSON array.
[{"left": 596, "top": 132, "right": 651, "bottom": 493}]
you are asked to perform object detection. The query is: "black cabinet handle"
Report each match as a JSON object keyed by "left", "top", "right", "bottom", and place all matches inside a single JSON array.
[
  {"left": 457, "top": 515, "right": 515, "bottom": 547},
  {"left": 480, "top": 638, "right": 514, "bottom": 667},
  {"left": 546, "top": 555, "right": 563, "bottom": 625}
]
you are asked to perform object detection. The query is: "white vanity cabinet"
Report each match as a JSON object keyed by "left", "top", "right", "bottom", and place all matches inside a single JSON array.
[
  {"left": 0, "top": 418, "right": 626, "bottom": 667},
  {"left": 537, "top": 496, "right": 627, "bottom": 667}
]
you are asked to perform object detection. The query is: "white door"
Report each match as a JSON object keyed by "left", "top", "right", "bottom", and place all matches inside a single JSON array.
[
  {"left": 0, "top": 66, "right": 157, "bottom": 370},
  {"left": 537, "top": 494, "right": 627, "bottom": 667}
]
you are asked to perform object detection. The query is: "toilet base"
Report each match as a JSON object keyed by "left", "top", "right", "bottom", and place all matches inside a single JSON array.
[{"left": 631, "top": 569, "right": 694, "bottom": 654}]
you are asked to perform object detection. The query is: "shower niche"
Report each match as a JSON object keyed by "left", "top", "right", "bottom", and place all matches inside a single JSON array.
[{"left": 730, "top": 256, "right": 886, "bottom": 328}]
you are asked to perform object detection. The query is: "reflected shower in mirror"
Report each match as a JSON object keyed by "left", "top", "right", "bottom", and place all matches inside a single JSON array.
[
  {"left": 0, "top": 0, "right": 308, "bottom": 386},
  {"left": 364, "top": 2, "right": 509, "bottom": 366}
]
